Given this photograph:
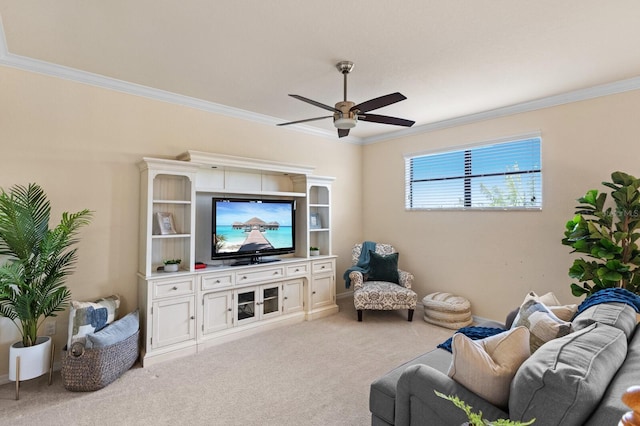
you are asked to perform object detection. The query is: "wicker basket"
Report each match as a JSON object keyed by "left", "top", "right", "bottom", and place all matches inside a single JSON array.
[{"left": 61, "top": 330, "right": 139, "bottom": 392}]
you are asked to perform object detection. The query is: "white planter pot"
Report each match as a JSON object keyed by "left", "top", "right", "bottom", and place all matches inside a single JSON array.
[
  {"left": 164, "top": 263, "right": 179, "bottom": 272},
  {"left": 310, "top": 250, "right": 320, "bottom": 256},
  {"left": 9, "top": 336, "right": 52, "bottom": 381}
]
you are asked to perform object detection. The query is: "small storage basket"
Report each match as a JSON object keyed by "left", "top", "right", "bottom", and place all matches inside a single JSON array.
[{"left": 61, "top": 330, "right": 139, "bottom": 392}]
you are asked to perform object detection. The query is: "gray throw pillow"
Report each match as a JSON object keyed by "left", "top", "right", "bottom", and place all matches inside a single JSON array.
[
  {"left": 85, "top": 310, "right": 139, "bottom": 349},
  {"left": 509, "top": 322, "right": 627, "bottom": 425}
]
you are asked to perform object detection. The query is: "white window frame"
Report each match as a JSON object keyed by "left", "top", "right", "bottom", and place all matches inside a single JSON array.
[{"left": 404, "top": 133, "right": 542, "bottom": 211}]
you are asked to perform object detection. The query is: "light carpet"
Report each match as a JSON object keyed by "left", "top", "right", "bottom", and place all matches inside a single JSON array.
[{"left": 0, "top": 298, "right": 454, "bottom": 426}]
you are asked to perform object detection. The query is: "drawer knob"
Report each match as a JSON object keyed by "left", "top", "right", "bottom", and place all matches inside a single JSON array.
[
  {"left": 295, "top": 268, "right": 299, "bottom": 272},
  {"left": 284, "top": 296, "right": 288, "bottom": 300},
  {"left": 242, "top": 276, "right": 247, "bottom": 280},
  {"left": 215, "top": 279, "right": 220, "bottom": 283},
  {"left": 312, "top": 291, "right": 317, "bottom": 295},
  {"left": 190, "top": 316, "right": 195, "bottom": 320},
  {"left": 228, "top": 308, "right": 232, "bottom": 312},
  {"left": 321, "top": 266, "right": 326, "bottom": 269},
  {"left": 172, "top": 286, "right": 178, "bottom": 290}
]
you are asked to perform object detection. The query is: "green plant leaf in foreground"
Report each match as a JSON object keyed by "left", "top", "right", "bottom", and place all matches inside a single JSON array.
[{"left": 434, "top": 391, "right": 535, "bottom": 425}]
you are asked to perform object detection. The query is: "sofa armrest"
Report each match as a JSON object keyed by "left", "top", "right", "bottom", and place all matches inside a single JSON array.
[{"left": 395, "top": 364, "right": 508, "bottom": 426}]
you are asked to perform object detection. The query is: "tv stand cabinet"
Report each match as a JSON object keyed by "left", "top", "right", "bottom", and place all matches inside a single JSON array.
[{"left": 138, "top": 153, "right": 338, "bottom": 367}]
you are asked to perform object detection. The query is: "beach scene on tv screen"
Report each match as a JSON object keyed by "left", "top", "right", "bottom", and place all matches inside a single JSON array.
[{"left": 215, "top": 201, "right": 293, "bottom": 253}]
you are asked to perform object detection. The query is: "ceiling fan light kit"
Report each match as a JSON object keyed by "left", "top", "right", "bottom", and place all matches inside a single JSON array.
[
  {"left": 334, "top": 117, "right": 357, "bottom": 129},
  {"left": 277, "top": 61, "right": 415, "bottom": 138}
]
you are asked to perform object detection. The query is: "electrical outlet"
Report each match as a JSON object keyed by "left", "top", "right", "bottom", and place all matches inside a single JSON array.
[{"left": 44, "top": 321, "right": 56, "bottom": 336}]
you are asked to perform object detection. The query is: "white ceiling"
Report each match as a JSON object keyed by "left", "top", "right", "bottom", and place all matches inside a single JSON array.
[{"left": 1, "top": 1, "right": 640, "bottom": 143}]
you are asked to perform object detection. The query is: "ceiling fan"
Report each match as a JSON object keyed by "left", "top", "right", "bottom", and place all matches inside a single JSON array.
[{"left": 277, "top": 61, "right": 415, "bottom": 138}]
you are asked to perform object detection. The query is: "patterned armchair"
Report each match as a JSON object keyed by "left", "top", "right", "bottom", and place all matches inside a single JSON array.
[{"left": 349, "top": 243, "right": 417, "bottom": 322}]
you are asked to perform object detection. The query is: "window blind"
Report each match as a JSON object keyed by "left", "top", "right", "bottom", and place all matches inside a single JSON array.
[{"left": 405, "top": 136, "right": 542, "bottom": 210}]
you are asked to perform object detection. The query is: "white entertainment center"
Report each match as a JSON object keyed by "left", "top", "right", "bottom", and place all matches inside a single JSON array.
[{"left": 137, "top": 151, "right": 338, "bottom": 366}]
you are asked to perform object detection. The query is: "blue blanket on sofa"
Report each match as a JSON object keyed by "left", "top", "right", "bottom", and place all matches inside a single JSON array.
[
  {"left": 437, "top": 326, "right": 506, "bottom": 353},
  {"left": 573, "top": 287, "right": 640, "bottom": 317}
]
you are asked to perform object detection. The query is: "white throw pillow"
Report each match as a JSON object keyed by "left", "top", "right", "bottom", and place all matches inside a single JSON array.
[
  {"left": 525, "top": 291, "right": 577, "bottom": 321},
  {"left": 447, "top": 326, "right": 531, "bottom": 408}
]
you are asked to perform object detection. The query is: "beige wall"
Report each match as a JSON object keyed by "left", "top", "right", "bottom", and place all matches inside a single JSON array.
[
  {"left": 362, "top": 89, "right": 640, "bottom": 321},
  {"left": 3, "top": 62, "right": 640, "bottom": 379},
  {"left": 0, "top": 66, "right": 362, "bottom": 377}
]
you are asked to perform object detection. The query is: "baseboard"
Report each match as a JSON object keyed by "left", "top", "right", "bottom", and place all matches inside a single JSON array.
[
  {"left": 336, "top": 290, "right": 353, "bottom": 300},
  {"left": 472, "top": 314, "right": 505, "bottom": 326}
]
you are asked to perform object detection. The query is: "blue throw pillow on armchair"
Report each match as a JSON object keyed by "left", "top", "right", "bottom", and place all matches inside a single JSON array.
[{"left": 367, "top": 250, "right": 400, "bottom": 284}]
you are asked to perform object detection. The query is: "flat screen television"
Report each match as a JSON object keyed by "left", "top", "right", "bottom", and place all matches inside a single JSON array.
[{"left": 212, "top": 198, "right": 296, "bottom": 264}]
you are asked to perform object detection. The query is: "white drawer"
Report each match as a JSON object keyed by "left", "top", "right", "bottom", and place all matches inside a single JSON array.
[
  {"left": 236, "top": 266, "right": 284, "bottom": 285},
  {"left": 152, "top": 277, "right": 195, "bottom": 299},
  {"left": 312, "top": 260, "right": 334, "bottom": 274},
  {"left": 201, "top": 272, "right": 234, "bottom": 290},
  {"left": 286, "top": 263, "right": 309, "bottom": 277}
]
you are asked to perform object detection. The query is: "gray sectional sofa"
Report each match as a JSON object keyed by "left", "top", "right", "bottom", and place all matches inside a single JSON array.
[{"left": 370, "top": 301, "right": 640, "bottom": 425}]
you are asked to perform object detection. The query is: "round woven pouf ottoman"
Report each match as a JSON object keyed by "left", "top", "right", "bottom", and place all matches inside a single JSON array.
[{"left": 422, "top": 292, "right": 472, "bottom": 329}]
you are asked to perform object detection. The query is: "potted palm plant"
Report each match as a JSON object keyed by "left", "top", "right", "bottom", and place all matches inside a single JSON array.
[{"left": 0, "top": 183, "right": 92, "bottom": 387}]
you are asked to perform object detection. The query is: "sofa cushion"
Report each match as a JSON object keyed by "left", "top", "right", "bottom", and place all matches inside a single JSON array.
[
  {"left": 509, "top": 322, "right": 627, "bottom": 426},
  {"left": 370, "top": 347, "right": 451, "bottom": 425},
  {"left": 66, "top": 294, "right": 120, "bottom": 349},
  {"left": 447, "top": 326, "right": 530, "bottom": 408},
  {"left": 585, "top": 322, "right": 640, "bottom": 425},
  {"left": 85, "top": 310, "right": 139, "bottom": 349},
  {"left": 512, "top": 298, "right": 572, "bottom": 352},
  {"left": 572, "top": 302, "right": 637, "bottom": 340},
  {"left": 367, "top": 251, "right": 399, "bottom": 284}
]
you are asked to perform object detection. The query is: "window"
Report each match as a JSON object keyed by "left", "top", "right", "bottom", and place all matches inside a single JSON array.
[{"left": 405, "top": 135, "right": 542, "bottom": 210}]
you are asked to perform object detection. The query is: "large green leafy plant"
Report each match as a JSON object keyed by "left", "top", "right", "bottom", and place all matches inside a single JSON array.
[
  {"left": 0, "top": 183, "right": 92, "bottom": 346},
  {"left": 562, "top": 171, "right": 640, "bottom": 297}
]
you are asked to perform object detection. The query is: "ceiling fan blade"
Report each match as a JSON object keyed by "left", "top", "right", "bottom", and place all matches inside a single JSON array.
[
  {"left": 338, "top": 129, "right": 350, "bottom": 138},
  {"left": 277, "top": 115, "right": 333, "bottom": 126},
  {"left": 358, "top": 114, "right": 415, "bottom": 127},
  {"left": 352, "top": 92, "right": 407, "bottom": 113},
  {"left": 289, "top": 94, "right": 339, "bottom": 113}
]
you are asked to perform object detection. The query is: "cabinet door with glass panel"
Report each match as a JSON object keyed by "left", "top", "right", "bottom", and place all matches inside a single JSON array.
[{"left": 234, "top": 284, "right": 282, "bottom": 325}]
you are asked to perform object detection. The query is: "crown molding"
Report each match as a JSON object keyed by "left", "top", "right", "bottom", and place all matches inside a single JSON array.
[
  {"left": 363, "top": 75, "right": 640, "bottom": 144},
  {"left": 1, "top": 16, "right": 639, "bottom": 146},
  {"left": 0, "top": 15, "right": 354, "bottom": 144}
]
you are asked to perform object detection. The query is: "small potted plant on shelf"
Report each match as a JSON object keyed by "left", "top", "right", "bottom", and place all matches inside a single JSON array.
[
  {"left": 163, "top": 259, "right": 181, "bottom": 272},
  {"left": 309, "top": 247, "right": 320, "bottom": 256}
]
